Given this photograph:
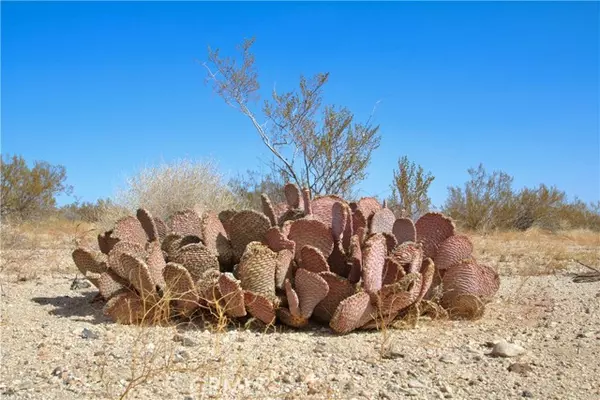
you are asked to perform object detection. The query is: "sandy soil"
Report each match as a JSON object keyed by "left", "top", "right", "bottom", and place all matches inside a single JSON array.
[{"left": 1, "top": 228, "right": 599, "bottom": 400}]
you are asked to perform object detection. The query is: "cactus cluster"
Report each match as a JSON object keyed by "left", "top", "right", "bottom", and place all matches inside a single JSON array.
[{"left": 72, "top": 183, "right": 500, "bottom": 334}]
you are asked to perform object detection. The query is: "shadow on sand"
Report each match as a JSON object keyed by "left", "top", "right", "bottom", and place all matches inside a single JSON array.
[{"left": 32, "top": 290, "right": 111, "bottom": 325}]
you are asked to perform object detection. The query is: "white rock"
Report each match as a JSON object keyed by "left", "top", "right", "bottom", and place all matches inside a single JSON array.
[
  {"left": 407, "top": 379, "right": 425, "bottom": 389},
  {"left": 490, "top": 340, "right": 525, "bottom": 357}
]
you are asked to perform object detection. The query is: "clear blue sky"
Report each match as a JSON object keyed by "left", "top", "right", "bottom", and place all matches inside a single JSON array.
[{"left": 2, "top": 1, "right": 599, "bottom": 208}]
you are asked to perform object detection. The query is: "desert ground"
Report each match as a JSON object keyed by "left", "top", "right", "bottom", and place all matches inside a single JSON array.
[{"left": 1, "top": 220, "right": 599, "bottom": 400}]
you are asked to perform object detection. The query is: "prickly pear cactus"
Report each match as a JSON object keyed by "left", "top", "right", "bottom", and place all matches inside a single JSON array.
[{"left": 72, "top": 183, "right": 500, "bottom": 333}]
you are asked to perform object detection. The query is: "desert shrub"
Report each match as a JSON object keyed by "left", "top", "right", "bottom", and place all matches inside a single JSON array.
[
  {"left": 58, "top": 198, "right": 113, "bottom": 222},
  {"left": 386, "top": 155, "right": 435, "bottom": 220},
  {"left": 554, "top": 199, "right": 600, "bottom": 231},
  {"left": 444, "top": 164, "right": 515, "bottom": 231},
  {"left": 1, "top": 154, "right": 73, "bottom": 222},
  {"left": 228, "top": 170, "right": 286, "bottom": 211},
  {"left": 204, "top": 37, "right": 381, "bottom": 198},
  {"left": 98, "top": 158, "right": 243, "bottom": 230},
  {"left": 444, "top": 164, "right": 600, "bottom": 232}
]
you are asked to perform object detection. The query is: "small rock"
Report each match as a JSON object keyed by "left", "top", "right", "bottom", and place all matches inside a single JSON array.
[
  {"left": 302, "top": 372, "right": 317, "bottom": 384},
  {"left": 94, "top": 350, "right": 105, "bottom": 356},
  {"left": 490, "top": 340, "right": 525, "bottom": 357},
  {"left": 70, "top": 277, "right": 91, "bottom": 290},
  {"left": 439, "top": 355, "right": 458, "bottom": 364},
  {"left": 576, "top": 332, "right": 593, "bottom": 339},
  {"left": 174, "top": 349, "right": 190, "bottom": 363},
  {"left": 439, "top": 382, "right": 453, "bottom": 394},
  {"left": 173, "top": 334, "right": 197, "bottom": 347},
  {"left": 314, "top": 344, "right": 326, "bottom": 354},
  {"left": 379, "top": 390, "right": 392, "bottom": 399},
  {"left": 407, "top": 379, "right": 425, "bottom": 389},
  {"left": 508, "top": 363, "right": 533, "bottom": 376},
  {"left": 80, "top": 328, "right": 99, "bottom": 340},
  {"left": 382, "top": 349, "right": 405, "bottom": 360},
  {"left": 52, "top": 366, "right": 67, "bottom": 377},
  {"left": 522, "top": 390, "right": 533, "bottom": 397},
  {"left": 307, "top": 383, "right": 319, "bottom": 395}
]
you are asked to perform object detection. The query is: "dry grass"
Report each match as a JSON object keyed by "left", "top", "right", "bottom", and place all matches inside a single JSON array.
[
  {"left": 468, "top": 227, "right": 600, "bottom": 276},
  {"left": 0, "top": 218, "right": 98, "bottom": 280},
  {"left": 98, "top": 158, "right": 245, "bottom": 231}
]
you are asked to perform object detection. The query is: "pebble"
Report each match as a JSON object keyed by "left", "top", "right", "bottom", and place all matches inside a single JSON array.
[
  {"left": 383, "top": 350, "right": 405, "bottom": 359},
  {"left": 174, "top": 349, "right": 190, "bottom": 363},
  {"left": 439, "top": 355, "right": 459, "bottom": 364},
  {"left": 439, "top": 382, "right": 453, "bottom": 394},
  {"left": 70, "top": 278, "right": 91, "bottom": 290},
  {"left": 522, "top": 389, "right": 534, "bottom": 397},
  {"left": 490, "top": 340, "right": 526, "bottom": 357},
  {"left": 407, "top": 379, "right": 425, "bottom": 389},
  {"left": 80, "top": 328, "right": 99, "bottom": 340},
  {"left": 173, "top": 334, "right": 197, "bottom": 347},
  {"left": 508, "top": 363, "right": 533, "bottom": 376}
]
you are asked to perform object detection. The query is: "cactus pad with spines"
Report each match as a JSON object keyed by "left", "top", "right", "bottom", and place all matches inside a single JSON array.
[
  {"left": 162, "top": 262, "right": 199, "bottom": 317},
  {"left": 330, "top": 292, "right": 377, "bottom": 334},
  {"left": 415, "top": 212, "right": 455, "bottom": 259},
  {"left": 201, "top": 211, "right": 234, "bottom": 266},
  {"left": 288, "top": 218, "right": 334, "bottom": 262},
  {"left": 244, "top": 291, "right": 276, "bottom": 325},
  {"left": 227, "top": 210, "right": 272, "bottom": 262},
  {"left": 170, "top": 209, "right": 203, "bottom": 239},
  {"left": 170, "top": 243, "right": 219, "bottom": 282},
  {"left": 284, "top": 183, "right": 301, "bottom": 209},
  {"left": 362, "top": 234, "right": 387, "bottom": 294},
  {"left": 313, "top": 272, "right": 356, "bottom": 323},
  {"left": 237, "top": 242, "right": 278, "bottom": 301},
  {"left": 294, "top": 268, "right": 329, "bottom": 319},
  {"left": 136, "top": 208, "right": 159, "bottom": 242},
  {"left": 112, "top": 216, "right": 148, "bottom": 246},
  {"left": 392, "top": 217, "right": 416, "bottom": 244},
  {"left": 434, "top": 234, "right": 474, "bottom": 270},
  {"left": 217, "top": 273, "right": 247, "bottom": 318},
  {"left": 370, "top": 208, "right": 395, "bottom": 234},
  {"left": 72, "top": 247, "right": 108, "bottom": 275},
  {"left": 299, "top": 245, "right": 330, "bottom": 273}
]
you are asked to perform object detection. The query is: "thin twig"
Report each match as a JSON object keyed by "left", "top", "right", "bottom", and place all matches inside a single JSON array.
[{"left": 574, "top": 259, "right": 600, "bottom": 274}]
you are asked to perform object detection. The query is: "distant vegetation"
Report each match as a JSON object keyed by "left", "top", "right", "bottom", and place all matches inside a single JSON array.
[
  {"left": 443, "top": 164, "right": 600, "bottom": 232},
  {"left": 1, "top": 154, "right": 72, "bottom": 221},
  {"left": 2, "top": 152, "right": 598, "bottom": 233}
]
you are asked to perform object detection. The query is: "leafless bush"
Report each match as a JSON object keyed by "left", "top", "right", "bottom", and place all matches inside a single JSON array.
[{"left": 98, "top": 158, "right": 244, "bottom": 230}]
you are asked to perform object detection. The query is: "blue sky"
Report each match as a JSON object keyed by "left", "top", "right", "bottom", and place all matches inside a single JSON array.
[{"left": 2, "top": 1, "right": 599, "bottom": 208}]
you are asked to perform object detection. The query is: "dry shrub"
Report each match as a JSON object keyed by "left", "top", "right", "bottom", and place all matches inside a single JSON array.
[
  {"left": 469, "top": 227, "right": 599, "bottom": 276},
  {"left": 98, "top": 158, "right": 244, "bottom": 230},
  {"left": 444, "top": 164, "right": 600, "bottom": 232}
]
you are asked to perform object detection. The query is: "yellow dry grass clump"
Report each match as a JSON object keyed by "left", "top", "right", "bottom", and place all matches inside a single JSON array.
[{"left": 468, "top": 227, "right": 599, "bottom": 276}]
